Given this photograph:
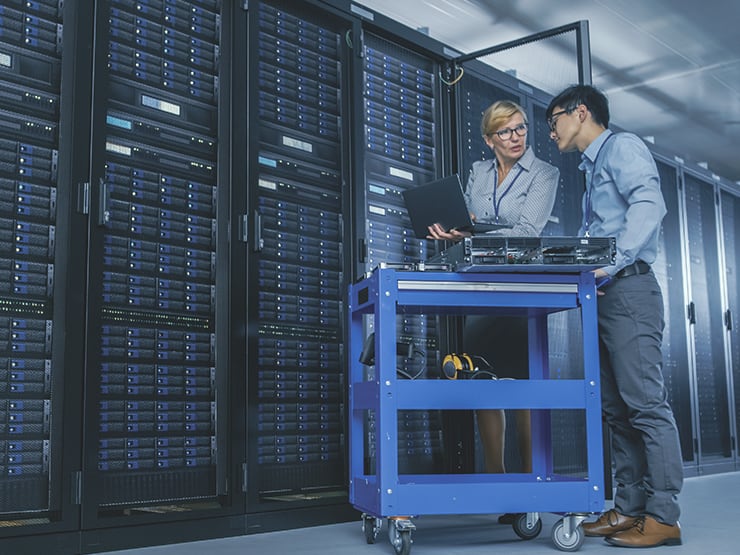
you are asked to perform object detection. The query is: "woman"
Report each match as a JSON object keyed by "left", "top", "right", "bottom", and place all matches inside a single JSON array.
[
  {"left": 427, "top": 100, "right": 558, "bottom": 241},
  {"left": 428, "top": 101, "right": 559, "bottom": 510}
]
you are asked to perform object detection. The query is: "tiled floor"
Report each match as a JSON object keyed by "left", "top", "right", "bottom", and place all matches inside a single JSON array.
[{"left": 106, "top": 471, "right": 738, "bottom": 555}]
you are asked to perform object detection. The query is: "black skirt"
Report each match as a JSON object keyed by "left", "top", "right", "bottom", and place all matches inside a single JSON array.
[{"left": 462, "top": 315, "right": 529, "bottom": 380}]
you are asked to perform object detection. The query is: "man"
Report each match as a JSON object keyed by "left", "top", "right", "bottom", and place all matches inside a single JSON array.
[{"left": 546, "top": 84, "right": 683, "bottom": 548}]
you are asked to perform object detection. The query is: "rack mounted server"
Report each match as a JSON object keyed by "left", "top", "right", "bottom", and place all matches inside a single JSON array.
[{"left": 430, "top": 236, "right": 616, "bottom": 272}]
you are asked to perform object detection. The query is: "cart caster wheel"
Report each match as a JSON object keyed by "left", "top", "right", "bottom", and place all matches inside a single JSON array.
[
  {"left": 362, "top": 514, "right": 381, "bottom": 544},
  {"left": 513, "top": 512, "right": 542, "bottom": 540},
  {"left": 388, "top": 518, "right": 413, "bottom": 555},
  {"left": 551, "top": 519, "right": 585, "bottom": 552}
]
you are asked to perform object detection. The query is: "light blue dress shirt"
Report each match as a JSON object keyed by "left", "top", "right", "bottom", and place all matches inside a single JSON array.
[{"left": 578, "top": 129, "right": 666, "bottom": 276}]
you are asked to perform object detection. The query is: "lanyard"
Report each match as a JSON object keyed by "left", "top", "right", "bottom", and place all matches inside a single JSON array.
[
  {"left": 583, "top": 132, "right": 615, "bottom": 236},
  {"left": 492, "top": 164, "right": 524, "bottom": 223}
]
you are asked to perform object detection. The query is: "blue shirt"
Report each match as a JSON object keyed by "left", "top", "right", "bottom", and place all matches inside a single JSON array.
[
  {"left": 464, "top": 146, "right": 559, "bottom": 237},
  {"left": 578, "top": 129, "right": 666, "bottom": 276}
]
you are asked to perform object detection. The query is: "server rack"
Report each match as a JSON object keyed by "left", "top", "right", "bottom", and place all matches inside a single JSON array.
[
  {"left": 680, "top": 167, "right": 734, "bottom": 471},
  {"left": 448, "top": 60, "right": 591, "bottom": 476},
  {"left": 354, "top": 23, "right": 451, "bottom": 475},
  {"left": 0, "top": 0, "right": 61, "bottom": 522},
  {"left": 442, "top": 29, "right": 594, "bottom": 481},
  {"left": 244, "top": 0, "right": 351, "bottom": 511},
  {"left": 719, "top": 185, "right": 740, "bottom": 469},
  {"left": 449, "top": 64, "right": 524, "bottom": 474},
  {"left": 651, "top": 153, "right": 695, "bottom": 465},
  {"left": 81, "top": 0, "right": 226, "bottom": 528}
]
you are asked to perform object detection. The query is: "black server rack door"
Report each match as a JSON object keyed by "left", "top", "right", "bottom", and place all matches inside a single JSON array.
[
  {"left": 654, "top": 159, "right": 694, "bottom": 463},
  {"left": 453, "top": 70, "right": 520, "bottom": 474},
  {"left": 0, "top": 0, "right": 62, "bottom": 524},
  {"left": 358, "top": 31, "right": 447, "bottom": 475},
  {"left": 246, "top": 0, "right": 350, "bottom": 508},
  {"left": 720, "top": 189, "right": 740, "bottom": 463},
  {"left": 683, "top": 172, "right": 733, "bottom": 464},
  {"left": 445, "top": 69, "right": 524, "bottom": 472},
  {"left": 82, "top": 0, "right": 224, "bottom": 523},
  {"left": 453, "top": 69, "right": 589, "bottom": 476}
]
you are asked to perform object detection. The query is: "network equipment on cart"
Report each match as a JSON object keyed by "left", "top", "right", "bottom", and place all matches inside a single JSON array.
[{"left": 429, "top": 235, "right": 616, "bottom": 272}]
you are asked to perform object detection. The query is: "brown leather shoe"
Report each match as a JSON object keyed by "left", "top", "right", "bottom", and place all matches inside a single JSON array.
[
  {"left": 605, "top": 516, "right": 682, "bottom": 548},
  {"left": 582, "top": 509, "right": 638, "bottom": 537}
]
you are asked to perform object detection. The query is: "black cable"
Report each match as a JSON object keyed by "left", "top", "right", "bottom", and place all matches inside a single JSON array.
[
  {"left": 397, "top": 362, "right": 426, "bottom": 380},
  {"left": 471, "top": 354, "right": 494, "bottom": 372},
  {"left": 470, "top": 370, "right": 498, "bottom": 379}
]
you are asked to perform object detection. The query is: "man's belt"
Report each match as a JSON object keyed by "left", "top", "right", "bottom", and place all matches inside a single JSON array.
[{"left": 615, "top": 260, "right": 651, "bottom": 279}]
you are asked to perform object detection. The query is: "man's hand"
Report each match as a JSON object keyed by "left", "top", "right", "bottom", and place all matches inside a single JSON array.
[{"left": 592, "top": 268, "right": 610, "bottom": 295}]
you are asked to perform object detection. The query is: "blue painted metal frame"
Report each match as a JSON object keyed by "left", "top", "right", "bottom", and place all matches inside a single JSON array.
[{"left": 347, "top": 268, "right": 604, "bottom": 518}]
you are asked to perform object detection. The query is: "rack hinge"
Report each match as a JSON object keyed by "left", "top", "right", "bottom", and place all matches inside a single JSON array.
[{"left": 77, "top": 181, "right": 90, "bottom": 214}]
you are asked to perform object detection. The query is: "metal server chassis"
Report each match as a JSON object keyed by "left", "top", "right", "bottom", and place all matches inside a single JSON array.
[{"left": 347, "top": 267, "right": 605, "bottom": 553}]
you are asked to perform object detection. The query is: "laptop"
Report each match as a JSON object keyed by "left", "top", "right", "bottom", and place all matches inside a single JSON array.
[{"left": 402, "top": 174, "right": 510, "bottom": 239}]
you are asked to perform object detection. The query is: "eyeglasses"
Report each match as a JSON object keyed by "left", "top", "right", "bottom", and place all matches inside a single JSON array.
[
  {"left": 547, "top": 107, "right": 576, "bottom": 132},
  {"left": 491, "top": 123, "right": 528, "bottom": 141}
]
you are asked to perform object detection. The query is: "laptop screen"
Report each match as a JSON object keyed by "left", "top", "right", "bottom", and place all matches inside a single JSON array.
[{"left": 402, "top": 175, "right": 509, "bottom": 238}]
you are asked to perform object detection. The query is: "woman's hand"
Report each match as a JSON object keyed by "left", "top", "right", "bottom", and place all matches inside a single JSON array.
[{"left": 426, "top": 222, "right": 472, "bottom": 241}]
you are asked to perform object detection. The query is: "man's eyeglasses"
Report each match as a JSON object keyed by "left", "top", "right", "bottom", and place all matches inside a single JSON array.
[
  {"left": 547, "top": 107, "right": 576, "bottom": 132},
  {"left": 491, "top": 123, "right": 528, "bottom": 141}
]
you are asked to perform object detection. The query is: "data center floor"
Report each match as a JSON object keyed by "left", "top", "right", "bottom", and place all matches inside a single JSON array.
[{"left": 109, "top": 470, "right": 738, "bottom": 555}]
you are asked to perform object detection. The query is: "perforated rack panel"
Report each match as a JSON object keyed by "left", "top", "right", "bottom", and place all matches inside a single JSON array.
[
  {"left": 360, "top": 34, "right": 445, "bottom": 474},
  {"left": 0, "top": 0, "right": 61, "bottom": 515},
  {"left": 89, "top": 0, "right": 221, "bottom": 507},
  {"left": 250, "top": 1, "right": 345, "bottom": 497}
]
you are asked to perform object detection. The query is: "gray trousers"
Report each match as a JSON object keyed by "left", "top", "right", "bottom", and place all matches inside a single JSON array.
[{"left": 597, "top": 271, "right": 683, "bottom": 525}]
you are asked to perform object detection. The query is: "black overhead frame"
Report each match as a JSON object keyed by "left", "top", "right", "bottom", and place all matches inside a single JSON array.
[{"left": 445, "top": 20, "right": 592, "bottom": 87}]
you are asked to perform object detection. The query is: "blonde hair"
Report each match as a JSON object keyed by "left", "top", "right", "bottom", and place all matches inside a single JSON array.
[{"left": 480, "top": 100, "right": 528, "bottom": 136}]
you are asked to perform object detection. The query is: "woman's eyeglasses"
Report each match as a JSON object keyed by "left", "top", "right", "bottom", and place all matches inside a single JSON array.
[{"left": 491, "top": 123, "right": 528, "bottom": 140}]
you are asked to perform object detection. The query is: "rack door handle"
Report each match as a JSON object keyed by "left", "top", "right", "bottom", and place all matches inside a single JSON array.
[{"left": 97, "top": 178, "right": 110, "bottom": 226}]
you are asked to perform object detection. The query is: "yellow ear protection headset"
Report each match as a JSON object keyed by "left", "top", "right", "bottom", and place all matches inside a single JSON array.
[{"left": 442, "top": 353, "right": 476, "bottom": 379}]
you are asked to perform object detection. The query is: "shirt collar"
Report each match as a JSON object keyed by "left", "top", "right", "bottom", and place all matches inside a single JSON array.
[
  {"left": 487, "top": 145, "right": 534, "bottom": 172},
  {"left": 581, "top": 129, "right": 613, "bottom": 165}
]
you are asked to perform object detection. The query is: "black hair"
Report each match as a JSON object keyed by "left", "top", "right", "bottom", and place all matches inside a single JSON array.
[{"left": 546, "top": 84, "right": 610, "bottom": 127}]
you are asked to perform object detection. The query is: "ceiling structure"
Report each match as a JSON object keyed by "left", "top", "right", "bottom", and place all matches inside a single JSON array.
[{"left": 354, "top": 0, "right": 740, "bottom": 183}]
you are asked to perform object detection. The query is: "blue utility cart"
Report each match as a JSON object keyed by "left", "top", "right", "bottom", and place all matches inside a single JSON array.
[{"left": 347, "top": 266, "right": 605, "bottom": 553}]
